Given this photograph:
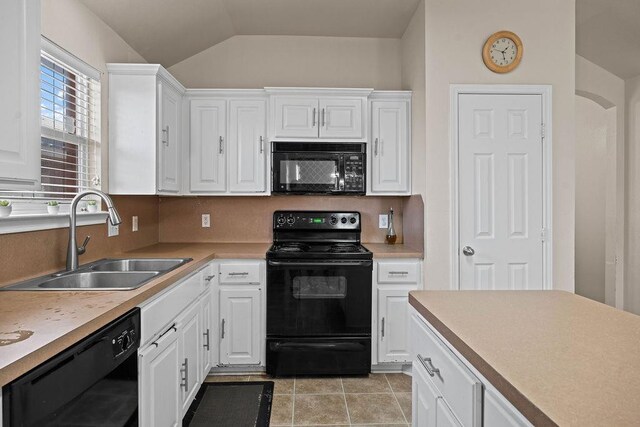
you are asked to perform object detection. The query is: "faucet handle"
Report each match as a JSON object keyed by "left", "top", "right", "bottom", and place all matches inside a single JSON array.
[{"left": 78, "top": 235, "right": 91, "bottom": 255}]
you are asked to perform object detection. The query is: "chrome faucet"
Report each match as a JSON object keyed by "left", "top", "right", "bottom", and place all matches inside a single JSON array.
[{"left": 66, "top": 190, "right": 122, "bottom": 271}]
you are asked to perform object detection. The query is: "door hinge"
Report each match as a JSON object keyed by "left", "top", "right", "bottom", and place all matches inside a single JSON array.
[
  {"left": 541, "top": 227, "right": 547, "bottom": 242},
  {"left": 541, "top": 123, "right": 546, "bottom": 140}
]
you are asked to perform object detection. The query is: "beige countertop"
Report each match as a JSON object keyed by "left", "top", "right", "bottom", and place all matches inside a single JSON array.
[
  {"left": 409, "top": 290, "right": 640, "bottom": 427},
  {"left": 0, "top": 242, "right": 270, "bottom": 387},
  {"left": 363, "top": 243, "right": 423, "bottom": 258}
]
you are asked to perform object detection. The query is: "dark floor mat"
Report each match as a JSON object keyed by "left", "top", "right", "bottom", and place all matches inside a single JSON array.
[{"left": 183, "top": 381, "right": 273, "bottom": 427}]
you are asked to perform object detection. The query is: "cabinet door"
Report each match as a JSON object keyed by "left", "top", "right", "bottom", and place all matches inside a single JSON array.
[
  {"left": 219, "top": 287, "right": 261, "bottom": 365},
  {"left": 412, "top": 359, "right": 438, "bottom": 427},
  {"left": 436, "top": 398, "right": 463, "bottom": 427},
  {"left": 228, "top": 99, "right": 267, "bottom": 192},
  {"left": 378, "top": 287, "right": 414, "bottom": 363},
  {"left": 319, "top": 98, "right": 363, "bottom": 139},
  {"left": 190, "top": 99, "right": 226, "bottom": 192},
  {"left": 178, "top": 302, "right": 201, "bottom": 414},
  {"left": 200, "top": 291, "right": 213, "bottom": 379},
  {"left": 0, "top": 0, "right": 40, "bottom": 190},
  {"left": 273, "top": 97, "right": 318, "bottom": 138},
  {"left": 370, "top": 100, "right": 409, "bottom": 193},
  {"left": 158, "top": 81, "right": 181, "bottom": 192},
  {"left": 139, "top": 327, "right": 180, "bottom": 427}
]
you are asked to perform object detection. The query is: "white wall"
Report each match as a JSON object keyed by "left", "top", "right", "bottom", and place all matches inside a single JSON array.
[
  {"left": 169, "top": 35, "right": 402, "bottom": 89},
  {"left": 422, "top": 0, "right": 576, "bottom": 291},
  {"left": 41, "top": 0, "right": 146, "bottom": 192},
  {"left": 626, "top": 75, "right": 640, "bottom": 314}
]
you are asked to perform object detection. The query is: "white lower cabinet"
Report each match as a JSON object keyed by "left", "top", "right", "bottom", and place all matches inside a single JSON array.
[
  {"left": 412, "top": 357, "right": 438, "bottom": 426},
  {"left": 177, "top": 301, "right": 201, "bottom": 414}
]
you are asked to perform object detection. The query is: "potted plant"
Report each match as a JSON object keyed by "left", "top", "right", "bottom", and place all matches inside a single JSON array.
[
  {"left": 86, "top": 200, "right": 98, "bottom": 213},
  {"left": 46, "top": 200, "right": 60, "bottom": 215},
  {"left": 0, "top": 200, "right": 11, "bottom": 218}
]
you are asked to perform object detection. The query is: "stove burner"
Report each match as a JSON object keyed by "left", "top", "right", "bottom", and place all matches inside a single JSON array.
[
  {"left": 277, "top": 243, "right": 310, "bottom": 252},
  {"left": 330, "top": 244, "right": 360, "bottom": 253}
]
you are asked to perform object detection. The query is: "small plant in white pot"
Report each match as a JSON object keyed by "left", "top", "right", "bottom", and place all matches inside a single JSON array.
[
  {"left": 86, "top": 200, "right": 98, "bottom": 213},
  {"left": 46, "top": 200, "right": 60, "bottom": 215},
  {"left": 0, "top": 200, "right": 11, "bottom": 218}
]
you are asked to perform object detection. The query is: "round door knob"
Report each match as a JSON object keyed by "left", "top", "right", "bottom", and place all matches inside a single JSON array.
[{"left": 462, "top": 246, "right": 475, "bottom": 256}]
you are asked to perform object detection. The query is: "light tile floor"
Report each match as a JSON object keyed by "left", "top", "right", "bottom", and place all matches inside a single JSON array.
[{"left": 205, "top": 373, "right": 412, "bottom": 426}]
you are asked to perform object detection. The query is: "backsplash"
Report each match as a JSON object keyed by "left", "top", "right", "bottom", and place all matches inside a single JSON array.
[
  {"left": 159, "top": 196, "right": 410, "bottom": 244},
  {"left": 0, "top": 196, "right": 159, "bottom": 285}
]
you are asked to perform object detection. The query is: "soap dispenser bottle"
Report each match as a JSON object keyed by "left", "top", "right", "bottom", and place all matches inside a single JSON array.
[{"left": 386, "top": 207, "right": 397, "bottom": 244}]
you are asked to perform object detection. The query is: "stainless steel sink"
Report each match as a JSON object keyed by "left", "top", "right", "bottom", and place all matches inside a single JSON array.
[
  {"left": 91, "top": 258, "right": 189, "bottom": 272},
  {"left": 1, "top": 257, "right": 192, "bottom": 291}
]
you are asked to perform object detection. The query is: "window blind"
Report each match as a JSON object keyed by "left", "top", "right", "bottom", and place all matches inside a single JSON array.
[{"left": 39, "top": 50, "right": 101, "bottom": 199}]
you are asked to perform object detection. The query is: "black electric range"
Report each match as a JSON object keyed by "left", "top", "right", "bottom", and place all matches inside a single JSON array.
[{"left": 266, "top": 211, "right": 373, "bottom": 376}]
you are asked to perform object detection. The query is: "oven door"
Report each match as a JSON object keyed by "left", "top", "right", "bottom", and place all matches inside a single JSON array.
[
  {"left": 272, "top": 152, "right": 343, "bottom": 193},
  {"left": 267, "top": 259, "right": 372, "bottom": 337}
]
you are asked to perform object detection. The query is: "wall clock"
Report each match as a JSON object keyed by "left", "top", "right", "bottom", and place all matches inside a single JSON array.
[{"left": 482, "top": 31, "right": 523, "bottom": 73}]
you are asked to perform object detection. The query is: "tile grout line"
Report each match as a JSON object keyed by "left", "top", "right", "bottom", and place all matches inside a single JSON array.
[
  {"left": 340, "top": 377, "right": 353, "bottom": 426},
  {"left": 291, "top": 377, "right": 296, "bottom": 426},
  {"left": 385, "top": 374, "right": 409, "bottom": 425}
]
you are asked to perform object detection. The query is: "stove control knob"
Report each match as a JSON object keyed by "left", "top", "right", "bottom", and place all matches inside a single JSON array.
[
  {"left": 350, "top": 217, "right": 357, "bottom": 224},
  {"left": 329, "top": 216, "right": 338, "bottom": 225},
  {"left": 341, "top": 217, "right": 347, "bottom": 224},
  {"left": 287, "top": 216, "right": 295, "bottom": 225},
  {"left": 277, "top": 216, "right": 286, "bottom": 225}
]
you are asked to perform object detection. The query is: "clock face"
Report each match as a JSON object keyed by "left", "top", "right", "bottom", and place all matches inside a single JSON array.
[{"left": 489, "top": 37, "right": 517, "bottom": 67}]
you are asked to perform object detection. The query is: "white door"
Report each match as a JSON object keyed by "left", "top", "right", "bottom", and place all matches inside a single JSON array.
[
  {"left": 319, "top": 98, "right": 363, "bottom": 139},
  {"left": 436, "top": 398, "right": 463, "bottom": 427},
  {"left": 412, "top": 359, "right": 438, "bottom": 427},
  {"left": 190, "top": 99, "right": 226, "bottom": 192},
  {"left": 219, "top": 287, "right": 261, "bottom": 365},
  {"left": 178, "top": 302, "right": 201, "bottom": 413},
  {"left": 370, "top": 100, "right": 409, "bottom": 193},
  {"left": 378, "top": 288, "right": 413, "bottom": 363},
  {"left": 273, "top": 97, "right": 318, "bottom": 138},
  {"left": 200, "top": 290, "right": 213, "bottom": 379},
  {"left": 228, "top": 99, "right": 266, "bottom": 192},
  {"left": 139, "top": 327, "right": 180, "bottom": 427},
  {"left": 458, "top": 94, "right": 544, "bottom": 290},
  {"left": 158, "top": 81, "right": 180, "bottom": 193}
]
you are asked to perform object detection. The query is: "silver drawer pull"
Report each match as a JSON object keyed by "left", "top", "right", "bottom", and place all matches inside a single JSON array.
[
  {"left": 203, "top": 328, "right": 210, "bottom": 351},
  {"left": 221, "top": 319, "right": 226, "bottom": 339},
  {"left": 180, "top": 358, "right": 189, "bottom": 391},
  {"left": 219, "top": 136, "right": 224, "bottom": 154},
  {"left": 204, "top": 275, "right": 215, "bottom": 282},
  {"left": 418, "top": 354, "right": 440, "bottom": 377},
  {"left": 389, "top": 271, "right": 409, "bottom": 275},
  {"left": 228, "top": 272, "right": 249, "bottom": 276}
]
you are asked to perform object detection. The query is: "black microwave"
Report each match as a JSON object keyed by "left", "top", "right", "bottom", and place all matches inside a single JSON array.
[{"left": 272, "top": 142, "right": 366, "bottom": 195}]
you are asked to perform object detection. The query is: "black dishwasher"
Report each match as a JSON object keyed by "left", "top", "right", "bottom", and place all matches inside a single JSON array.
[{"left": 3, "top": 308, "right": 140, "bottom": 427}]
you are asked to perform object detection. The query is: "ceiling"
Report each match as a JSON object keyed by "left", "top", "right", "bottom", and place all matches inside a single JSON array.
[
  {"left": 577, "top": 0, "right": 640, "bottom": 79},
  {"left": 79, "top": 0, "right": 421, "bottom": 67}
]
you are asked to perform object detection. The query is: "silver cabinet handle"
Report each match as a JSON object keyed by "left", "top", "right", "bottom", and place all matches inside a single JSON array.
[
  {"left": 259, "top": 136, "right": 264, "bottom": 154},
  {"left": 228, "top": 272, "right": 249, "bottom": 276},
  {"left": 151, "top": 323, "right": 177, "bottom": 347},
  {"left": 462, "top": 246, "right": 475, "bottom": 256},
  {"left": 219, "top": 136, "right": 224, "bottom": 154},
  {"left": 381, "top": 317, "right": 385, "bottom": 339},
  {"left": 203, "top": 328, "right": 210, "bottom": 351},
  {"left": 321, "top": 108, "right": 326, "bottom": 127},
  {"left": 162, "top": 126, "right": 169, "bottom": 146},
  {"left": 418, "top": 354, "right": 440, "bottom": 377},
  {"left": 389, "top": 271, "right": 409, "bottom": 275},
  {"left": 374, "top": 138, "right": 379, "bottom": 156},
  {"left": 180, "top": 358, "right": 189, "bottom": 391},
  {"left": 221, "top": 319, "right": 225, "bottom": 339},
  {"left": 312, "top": 108, "right": 316, "bottom": 127},
  {"left": 205, "top": 275, "right": 215, "bottom": 282}
]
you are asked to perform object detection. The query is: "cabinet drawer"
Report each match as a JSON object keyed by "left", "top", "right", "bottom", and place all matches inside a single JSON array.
[
  {"left": 411, "top": 313, "right": 482, "bottom": 427},
  {"left": 140, "top": 268, "right": 204, "bottom": 346},
  {"left": 377, "top": 261, "right": 419, "bottom": 283},
  {"left": 219, "top": 262, "right": 261, "bottom": 284}
]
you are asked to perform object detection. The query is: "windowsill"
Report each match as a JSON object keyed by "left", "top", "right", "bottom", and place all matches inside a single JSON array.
[{"left": 0, "top": 212, "right": 109, "bottom": 235}]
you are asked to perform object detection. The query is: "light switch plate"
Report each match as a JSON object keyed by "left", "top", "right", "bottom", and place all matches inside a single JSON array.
[
  {"left": 108, "top": 222, "right": 119, "bottom": 237},
  {"left": 202, "top": 214, "right": 211, "bottom": 228},
  {"left": 132, "top": 216, "right": 138, "bottom": 232},
  {"left": 379, "top": 214, "right": 388, "bottom": 229}
]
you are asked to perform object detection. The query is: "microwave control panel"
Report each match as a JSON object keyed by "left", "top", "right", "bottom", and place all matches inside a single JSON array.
[{"left": 343, "top": 154, "right": 365, "bottom": 192}]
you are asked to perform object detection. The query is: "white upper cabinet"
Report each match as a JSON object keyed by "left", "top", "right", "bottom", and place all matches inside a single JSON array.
[
  {"left": 369, "top": 92, "right": 411, "bottom": 195},
  {"left": 189, "top": 99, "right": 226, "bottom": 192},
  {"left": 108, "top": 64, "right": 185, "bottom": 195},
  {"left": 0, "top": 0, "right": 41, "bottom": 190},
  {"left": 228, "top": 99, "right": 267, "bottom": 192},
  {"left": 267, "top": 88, "right": 371, "bottom": 141}
]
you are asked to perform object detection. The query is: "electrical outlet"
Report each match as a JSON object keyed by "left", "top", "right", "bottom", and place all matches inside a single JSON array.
[
  {"left": 132, "top": 216, "right": 139, "bottom": 232},
  {"left": 202, "top": 214, "right": 211, "bottom": 228},
  {"left": 108, "top": 222, "right": 119, "bottom": 237},
  {"left": 379, "top": 214, "right": 388, "bottom": 229}
]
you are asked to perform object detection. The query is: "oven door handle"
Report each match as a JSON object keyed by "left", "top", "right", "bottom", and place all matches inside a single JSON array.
[
  {"left": 267, "top": 260, "right": 372, "bottom": 267},
  {"left": 270, "top": 342, "right": 366, "bottom": 352}
]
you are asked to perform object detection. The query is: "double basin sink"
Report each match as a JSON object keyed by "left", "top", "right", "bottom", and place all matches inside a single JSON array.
[{"left": 2, "top": 258, "right": 192, "bottom": 291}]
